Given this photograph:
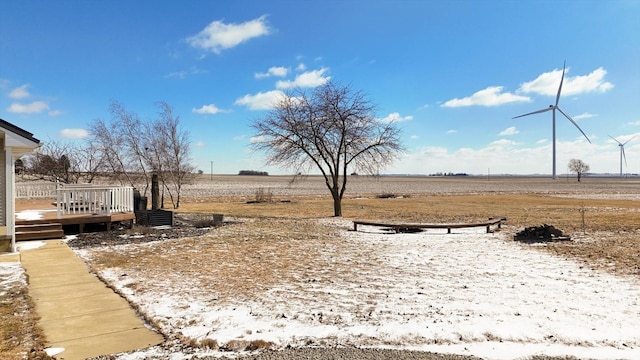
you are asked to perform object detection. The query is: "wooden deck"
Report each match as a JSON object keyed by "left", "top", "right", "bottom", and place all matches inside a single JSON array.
[{"left": 15, "top": 198, "right": 135, "bottom": 240}]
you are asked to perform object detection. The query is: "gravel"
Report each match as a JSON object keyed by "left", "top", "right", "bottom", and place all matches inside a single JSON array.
[{"left": 232, "top": 347, "right": 481, "bottom": 360}]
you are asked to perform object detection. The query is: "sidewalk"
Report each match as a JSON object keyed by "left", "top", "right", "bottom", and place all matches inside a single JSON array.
[{"left": 19, "top": 239, "right": 164, "bottom": 360}]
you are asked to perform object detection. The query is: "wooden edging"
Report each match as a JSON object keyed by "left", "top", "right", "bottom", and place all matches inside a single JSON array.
[{"left": 353, "top": 217, "right": 506, "bottom": 234}]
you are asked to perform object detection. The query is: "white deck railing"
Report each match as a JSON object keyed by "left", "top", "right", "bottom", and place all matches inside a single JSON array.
[
  {"left": 16, "top": 182, "right": 57, "bottom": 198},
  {"left": 56, "top": 184, "right": 134, "bottom": 217}
]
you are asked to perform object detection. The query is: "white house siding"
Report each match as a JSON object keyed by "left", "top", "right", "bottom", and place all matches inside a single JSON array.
[{"left": 0, "top": 137, "right": 5, "bottom": 227}]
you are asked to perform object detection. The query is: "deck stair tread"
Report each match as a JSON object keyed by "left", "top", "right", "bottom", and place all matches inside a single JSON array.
[{"left": 15, "top": 222, "right": 64, "bottom": 241}]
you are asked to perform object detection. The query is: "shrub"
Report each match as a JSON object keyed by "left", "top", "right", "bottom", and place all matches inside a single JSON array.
[
  {"left": 200, "top": 338, "right": 219, "bottom": 350},
  {"left": 221, "top": 339, "right": 272, "bottom": 351},
  {"left": 191, "top": 214, "right": 224, "bottom": 228},
  {"left": 254, "top": 188, "right": 273, "bottom": 203}
]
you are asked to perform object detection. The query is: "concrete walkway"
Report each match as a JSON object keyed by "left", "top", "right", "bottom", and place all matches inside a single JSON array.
[{"left": 19, "top": 239, "right": 164, "bottom": 360}]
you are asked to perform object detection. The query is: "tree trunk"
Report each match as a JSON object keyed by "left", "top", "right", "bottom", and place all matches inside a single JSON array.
[
  {"left": 333, "top": 195, "right": 342, "bottom": 217},
  {"left": 151, "top": 174, "right": 160, "bottom": 210}
]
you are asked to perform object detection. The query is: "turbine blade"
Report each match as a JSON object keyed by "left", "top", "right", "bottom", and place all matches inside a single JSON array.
[
  {"left": 609, "top": 135, "right": 622, "bottom": 145},
  {"left": 622, "top": 146, "right": 627, "bottom": 167},
  {"left": 623, "top": 134, "right": 637, "bottom": 146},
  {"left": 512, "top": 107, "right": 553, "bottom": 119},
  {"left": 557, "top": 107, "right": 591, "bottom": 143},
  {"left": 555, "top": 61, "right": 566, "bottom": 107}
]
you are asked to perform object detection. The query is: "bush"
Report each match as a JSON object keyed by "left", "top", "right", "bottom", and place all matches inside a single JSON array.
[
  {"left": 254, "top": 188, "right": 273, "bottom": 203},
  {"left": 191, "top": 214, "right": 224, "bottom": 228}
]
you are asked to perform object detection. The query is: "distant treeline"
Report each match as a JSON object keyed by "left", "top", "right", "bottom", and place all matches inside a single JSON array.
[
  {"left": 238, "top": 170, "right": 269, "bottom": 176},
  {"left": 429, "top": 172, "right": 469, "bottom": 177}
]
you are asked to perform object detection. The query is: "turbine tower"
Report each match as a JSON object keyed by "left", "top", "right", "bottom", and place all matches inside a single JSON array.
[
  {"left": 609, "top": 135, "right": 635, "bottom": 177},
  {"left": 513, "top": 61, "right": 591, "bottom": 179}
]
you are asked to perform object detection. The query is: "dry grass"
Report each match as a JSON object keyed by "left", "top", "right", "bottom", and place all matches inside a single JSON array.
[
  {"left": 87, "top": 219, "right": 359, "bottom": 301},
  {"left": 0, "top": 280, "right": 52, "bottom": 360},
  {"left": 176, "top": 192, "right": 640, "bottom": 277},
  {"left": 10, "top": 176, "right": 640, "bottom": 356}
]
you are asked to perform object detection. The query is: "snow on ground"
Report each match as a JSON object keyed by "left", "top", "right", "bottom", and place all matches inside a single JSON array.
[
  {"left": 16, "top": 240, "right": 47, "bottom": 251},
  {"left": 15, "top": 209, "right": 56, "bottom": 220},
  {"left": 92, "top": 221, "right": 640, "bottom": 359},
  {"left": 0, "top": 262, "right": 25, "bottom": 297}
]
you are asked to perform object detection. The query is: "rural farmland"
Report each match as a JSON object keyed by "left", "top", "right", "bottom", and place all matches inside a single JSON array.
[{"left": 6, "top": 175, "right": 640, "bottom": 359}]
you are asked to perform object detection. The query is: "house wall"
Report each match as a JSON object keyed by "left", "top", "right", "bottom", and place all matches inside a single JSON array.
[
  {"left": 0, "top": 137, "right": 5, "bottom": 228},
  {"left": 0, "top": 138, "right": 7, "bottom": 252}
]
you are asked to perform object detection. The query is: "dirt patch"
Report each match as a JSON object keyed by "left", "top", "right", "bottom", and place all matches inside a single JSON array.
[{"left": 67, "top": 213, "right": 221, "bottom": 249}]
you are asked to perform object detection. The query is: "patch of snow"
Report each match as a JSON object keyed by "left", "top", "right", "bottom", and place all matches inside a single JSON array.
[
  {"left": 89, "top": 224, "right": 640, "bottom": 359},
  {"left": 16, "top": 241, "right": 46, "bottom": 251},
  {"left": 62, "top": 235, "right": 77, "bottom": 243},
  {"left": 15, "top": 209, "right": 56, "bottom": 220},
  {"left": 0, "top": 262, "right": 25, "bottom": 297},
  {"left": 44, "top": 347, "right": 65, "bottom": 356},
  {"left": 153, "top": 225, "right": 173, "bottom": 230}
]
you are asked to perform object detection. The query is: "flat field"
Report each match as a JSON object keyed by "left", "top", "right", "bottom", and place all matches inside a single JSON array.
[
  {"left": 177, "top": 175, "right": 640, "bottom": 277},
  {"left": 9, "top": 175, "right": 640, "bottom": 359}
]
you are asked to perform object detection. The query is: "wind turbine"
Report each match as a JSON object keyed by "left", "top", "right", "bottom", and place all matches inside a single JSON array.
[
  {"left": 609, "top": 135, "right": 636, "bottom": 177},
  {"left": 513, "top": 61, "right": 591, "bottom": 179}
]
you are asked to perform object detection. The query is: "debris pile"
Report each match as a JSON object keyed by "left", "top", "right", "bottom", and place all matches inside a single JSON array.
[{"left": 514, "top": 224, "right": 571, "bottom": 242}]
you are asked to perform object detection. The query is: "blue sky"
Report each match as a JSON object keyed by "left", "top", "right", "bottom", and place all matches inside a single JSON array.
[{"left": 2, "top": 0, "right": 639, "bottom": 176}]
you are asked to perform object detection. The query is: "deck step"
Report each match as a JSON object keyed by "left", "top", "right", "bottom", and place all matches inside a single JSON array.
[{"left": 15, "top": 223, "right": 64, "bottom": 241}]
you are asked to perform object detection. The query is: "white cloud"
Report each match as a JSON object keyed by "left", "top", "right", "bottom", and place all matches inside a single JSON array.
[
  {"left": 447, "top": 130, "right": 457, "bottom": 134},
  {"left": 194, "top": 141, "right": 205, "bottom": 148},
  {"left": 296, "top": 63, "right": 307, "bottom": 71},
  {"left": 187, "top": 16, "right": 270, "bottom": 54},
  {"left": 380, "top": 112, "right": 413, "bottom": 123},
  {"left": 518, "top": 66, "right": 613, "bottom": 96},
  {"left": 410, "top": 135, "right": 419, "bottom": 139},
  {"left": 499, "top": 126, "right": 519, "bottom": 136},
  {"left": 387, "top": 136, "right": 611, "bottom": 176},
  {"left": 249, "top": 135, "right": 266, "bottom": 144},
  {"left": 255, "top": 66, "right": 289, "bottom": 79},
  {"left": 234, "top": 90, "right": 285, "bottom": 111},
  {"left": 608, "top": 132, "right": 640, "bottom": 144},
  {"left": 7, "top": 101, "right": 49, "bottom": 114},
  {"left": 9, "top": 84, "right": 30, "bottom": 99},
  {"left": 59, "top": 128, "right": 88, "bottom": 139},
  {"left": 628, "top": 120, "right": 640, "bottom": 126},
  {"left": 573, "top": 112, "right": 596, "bottom": 120},
  {"left": 48, "top": 110, "right": 63, "bottom": 116},
  {"left": 192, "top": 104, "right": 228, "bottom": 114},
  {"left": 441, "top": 86, "right": 530, "bottom": 108},
  {"left": 276, "top": 68, "right": 330, "bottom": 89},
  {"left": 165, "top": 67, "right": 208, "bottom": 79},
  {"left": 488, "top": 138, "right": 517, "bottom": 148}
]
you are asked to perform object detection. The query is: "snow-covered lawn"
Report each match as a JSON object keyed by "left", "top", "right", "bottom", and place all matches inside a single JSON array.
[{"left": 78, "top": 219, "right": 640, "bottom": 359}]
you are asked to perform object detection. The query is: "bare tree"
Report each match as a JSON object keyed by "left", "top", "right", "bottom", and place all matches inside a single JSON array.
[
  {"left": 89, "top": 101, "right": 196, "bottom": 208},
  {"left": 90, "top": 102, "right": 153, "bottom": 193},
  {"left": 24, "top": 139, "right": 77, "bottom": 183},
  {"left": 252, "top": 81, "right": 404, "bottom": 216},
  {"left": 152, "top": 101, "right": 196, "bottom": 209},
  {"left": 568, "top": 158, "right": 590, "bottom": 182},
  {"left": 89, "top": 114, "right": 141, "bottom": 189},
  {"left": 22, "top": 137, "right": 106, "bottom": 184},
  {"left": 74, "top": 138, "right": 106, "bottom": 183}
]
